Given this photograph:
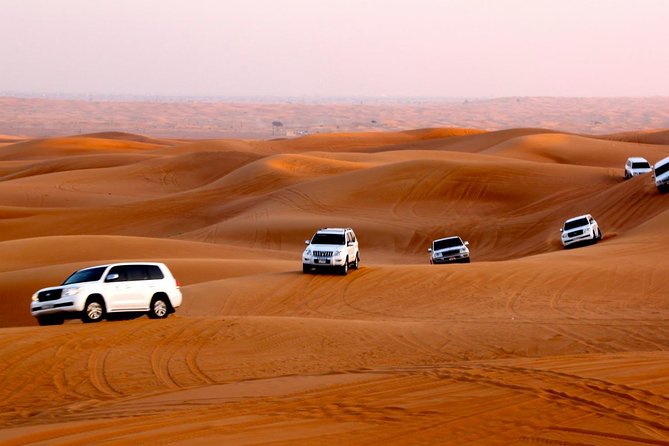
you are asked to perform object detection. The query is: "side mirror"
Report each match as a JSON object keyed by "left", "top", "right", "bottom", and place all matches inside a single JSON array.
[
  {"left": 427, "top": 248, "right": 432, "bottom": 253},
  {"left": 559, "top": 228, "right": 563, "bottom": 232},
  {"left": 464, "top": 241, "right": 469, "bottom": 246},
  {"left": 304, "top": 240, "right": 310, "bottom": 245},
  {"left": 106, "top": 273, "right": 120, "bottom": 282}
]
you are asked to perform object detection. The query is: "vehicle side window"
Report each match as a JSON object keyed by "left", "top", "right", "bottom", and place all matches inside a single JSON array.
[
  {"left": 126, "top": 265, "right": 149, "bottom": 281},
  {"left": 349, "top": 231, "right": 356, "bottom": 242},
  {"left": 146, "top": 265, "right": 165, "bottom": 280},
  {"left": 106, "top": 265, "right": 129, "bottom": 282}
]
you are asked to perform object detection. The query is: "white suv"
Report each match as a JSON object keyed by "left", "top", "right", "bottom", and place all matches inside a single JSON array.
[
  {"left": 428, "top": 236, "right": 470, "bottom": 264},
  {"left": 624, "top": 157, "right": 652, "bottom": 179},
  {"left": 653, "top": 156, "right": 669, "bottom": 193},
  {"left": 30, "top": 262, "right": 182, "bottom": 325},
  {"left": 560, "top": 214, "right": 602, "bottom": 248},
  {"left": 302, "top": 228, "right": 359, "bottom": 275}
]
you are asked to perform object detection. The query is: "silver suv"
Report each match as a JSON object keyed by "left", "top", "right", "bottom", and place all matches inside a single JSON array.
[
  {"left": 624, "top": 157, "right": 652, "bottom": 179},
  {"left": 30, "top": 262, "right": 182, "bottom": 325},
  {"left": 302, "top": 228, "right": 360, "bottom": 275},
  {"left": 653, "top": 156, "right": 669, "bottom": 193},
  {"left": 560, "top": 214, "right": 602, "bottom": 248},
  {"left": 428, "top": 236, "right": 470, "bottom": 264}
]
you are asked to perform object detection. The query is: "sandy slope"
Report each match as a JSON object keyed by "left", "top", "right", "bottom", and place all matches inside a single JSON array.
[{"left": 1, "top": 128, "right": 669, "bottom": 444}]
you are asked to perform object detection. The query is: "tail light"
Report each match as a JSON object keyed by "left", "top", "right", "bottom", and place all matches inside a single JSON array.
[{"left": 176, "top": 279, "right": 181, "bottom": 288}]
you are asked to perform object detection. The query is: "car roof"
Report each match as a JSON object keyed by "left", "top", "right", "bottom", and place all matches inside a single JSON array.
[
  {"left": 315, "top": 227, "right": 352, "bottom": 234},
  {"left": 78, "top": 262, "right": 165, "bottom": 271},
  {"left": 564, "top": 214, "right": 591, "bottom": 223},
  {"left": 655, "top": 156, "right": 669, "bottom": 168},
  {"left": 627, "top": 156, "right": 649, "bottom": 163},
  {"left": 433, "top": 236, "right": 463, "bottom": 243}
]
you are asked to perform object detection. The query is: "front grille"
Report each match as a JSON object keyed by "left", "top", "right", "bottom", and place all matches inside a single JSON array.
[
  {"left": 313, "top": 251, "right": 333, "bottom": 257},
  {"left": 34, "top": 302, "right": 73, "bottom": 311},
  {"left": 567, "top": 230, "right": 583, "bottom": 237},
  {"left": 38, "top": 289, "right": 63, "bottom": 302}
]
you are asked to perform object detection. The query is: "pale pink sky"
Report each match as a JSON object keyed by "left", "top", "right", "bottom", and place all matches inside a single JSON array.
[{"left": 1, "top": 0, "right": 668, "bottom": 97}]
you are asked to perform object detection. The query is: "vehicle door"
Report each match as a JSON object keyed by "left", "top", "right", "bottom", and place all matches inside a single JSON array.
[
  {"left": 346, "top": 231, "right": 356, "bottom": 261},
  {"left": 143, "top": 265, "right": 166, "bottom": 308},
  {"left": 104, "top": 265, "right": 134, "bottom": 311},
  {"left": 124, "top": 265, "right": 153, "bottom": 310}
]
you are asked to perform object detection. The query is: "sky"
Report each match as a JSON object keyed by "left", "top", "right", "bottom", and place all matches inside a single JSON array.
[{"left": 1, "top": 0, "right": 668, "bottom": 98}]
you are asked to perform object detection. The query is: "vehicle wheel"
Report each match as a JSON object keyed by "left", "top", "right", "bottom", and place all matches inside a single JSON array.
[
  {"left": 81, "top": 297, "right": 105, "bottom": 323},
  {"left": 303, "top": 264, "right": 311, "bottom": 274},
  {"left": 37, "top": 314, "right": 64, "bottom": 326},
  {"left": 340, "top": 258, "right": 349, "bottom": 275},
  {"left": 352, "top": 253, "right": 359, "bottom": 269},
  {"left": 463, "top": 257, "right": 471, "bottom": 263},
  {"left": 148, "top": 295, "right": 170, "bottom": 319},
  {"left": 597, "top": 229, "right": 603, "bottom": 241}
]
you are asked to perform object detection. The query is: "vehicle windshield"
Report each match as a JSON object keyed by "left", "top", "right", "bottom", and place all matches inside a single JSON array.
[
  {"left": 563, "top": 218, "right": 589, "bottom": 231},
  {"left": 433, "top": 237, "right": 463, "bottom": 251},
  {"left": 62, "top": 266, "right": 106, "bottom": 285},
  {"left": 311, "top": 233, "right": 345, "bottom": 245},
  {"left": 632, "top": 162, "right": 650, "bottom": 169},
  {"left": 655, "top": 162, "right": 669, "bottom": 177}
]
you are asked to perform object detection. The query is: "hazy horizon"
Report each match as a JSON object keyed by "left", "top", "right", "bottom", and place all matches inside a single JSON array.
[{"left": 2, "top": 0, "right": 668, "bottom": 98}]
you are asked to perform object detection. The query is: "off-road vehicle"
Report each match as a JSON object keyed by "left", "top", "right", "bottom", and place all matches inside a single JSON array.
[
  {"left": 624, "top": 157, "right": 652, "bottom": 179},
  {"left": 31, "top": 262, "right": 182, "bottom": 325},
  {"left": 560, "top": 214, "right": 602, "bottom": 248},
  {"left": 428, "top": 236, "right": 470, "bottom": 264},
  {"left": 302, "top": 228, "right": 359, "bottom": 275},
  {"left": 653, "top": 156, "right": 669, "bottom": 193}
]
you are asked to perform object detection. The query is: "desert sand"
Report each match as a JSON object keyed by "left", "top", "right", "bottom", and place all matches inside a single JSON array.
[
  {"left": 1, "top": 127, "right": 669, "bottom": 444},
  {"left": 2, "top": 96, "right": 669, "bottom": 138}
]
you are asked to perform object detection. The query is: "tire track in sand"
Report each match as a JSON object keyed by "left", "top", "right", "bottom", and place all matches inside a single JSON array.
[{"left": 85, "top": 323, "right": 150, "bottom": 398}]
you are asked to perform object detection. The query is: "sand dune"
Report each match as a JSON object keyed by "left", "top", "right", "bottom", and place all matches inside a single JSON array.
[
  {"left": 1, "top": 128, "right": 669, "bottom": 444},
  {"left": 603, "top": 129, "right": 669, "bottom": 145},
  {"left": 3, "top": 96, "right": 669, "bottom": 138}
]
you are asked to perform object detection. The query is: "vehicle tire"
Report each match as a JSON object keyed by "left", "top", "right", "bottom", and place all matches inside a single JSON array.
[
  {"left": 303, "top": 263, "right": 311, "bottom": 274},
  {"left": 597, "top": 229, "right": 603, "bottom": 241},
  {"left": 352, "top": 253, "right": 359, "bottom": 269},
  {"left": 148, "top": 295, "right": 170, "bottom": 319},
  {"left": 463, "top": 257, "right": 471, "bottom": 264},
  {"left": 81, "top": 297, "right": 105, "bottom": 323},
  {"left": 340, "top": 258, "right": 349, "bottom": 275},
  {"left": 37, "top": 314, "right": 64, "bottom": 326}
]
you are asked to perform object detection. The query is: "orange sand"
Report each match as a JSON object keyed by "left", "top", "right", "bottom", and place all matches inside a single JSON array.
[{"left": 0, "top": 128, "right": 668, "bottom": 444}]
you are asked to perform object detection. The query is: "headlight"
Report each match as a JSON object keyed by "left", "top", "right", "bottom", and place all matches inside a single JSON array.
[
  {"left": 63, "top": 287, "right": 81, "bottom": 297},
  {"left": 305, "top": 249, "right": 312, "bottom": 255},
  {"left": 334, "top": 249, "right": 343, "bottom": 256},
  {"left": 31, "top": 293, "right": 38, "bottom": 302}
]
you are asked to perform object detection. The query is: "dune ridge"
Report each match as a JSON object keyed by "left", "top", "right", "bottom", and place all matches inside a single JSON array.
[{"left": 1, "top": 128, "right": 669, "bottom": 444}]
